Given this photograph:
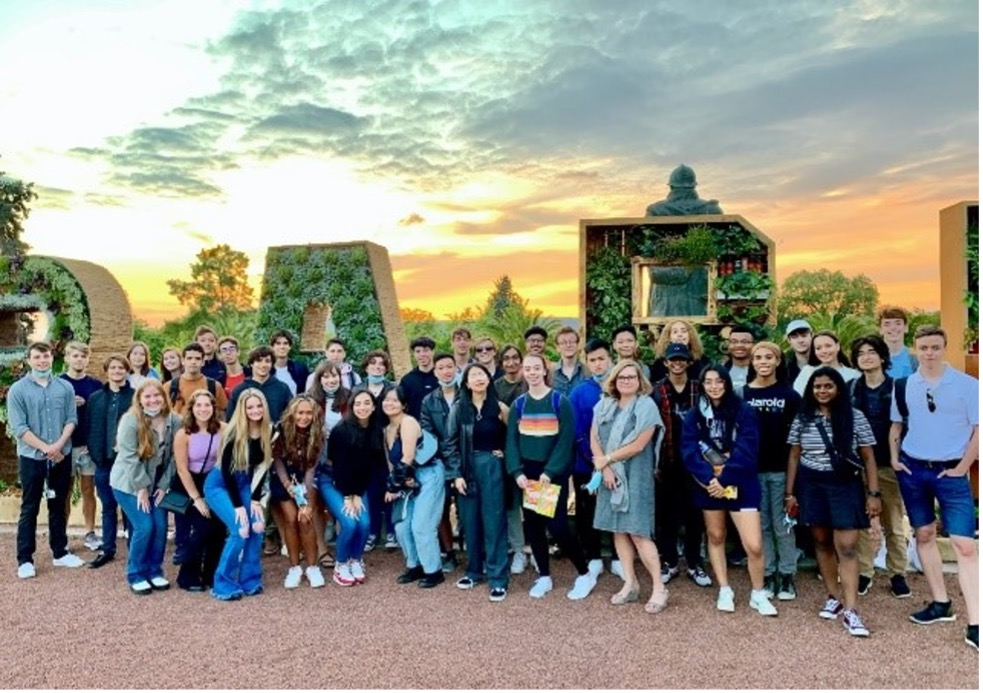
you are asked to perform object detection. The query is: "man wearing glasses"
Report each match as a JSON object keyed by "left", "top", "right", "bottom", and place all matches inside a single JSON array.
[
  {"left": 218, "top": 336, "right": 250, "bottom": 398},
  {"left": 890, "top": 325, "right": 979, "bottom": 651},
  {"left": 723, "top": 325, "right": 755, "bottom": 395}
]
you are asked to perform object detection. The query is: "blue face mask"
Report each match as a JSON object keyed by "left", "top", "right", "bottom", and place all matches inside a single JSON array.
[
  {"left": 31, "top": 368, "right": 53, "bottom": 379},
  {"left": 325, "top": 386, "right": 339, "bottom": 396},
  {"left": 592, "top": 367, "right": 612, "bottom": 383},
  {"left": 438, "top": 376, "right": 456, "bottom": 388},
  {"left": 367, "top": 374, "right": 386, "bottom": 385}
]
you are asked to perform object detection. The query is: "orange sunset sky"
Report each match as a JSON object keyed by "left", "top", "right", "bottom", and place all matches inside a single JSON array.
[{"left": 1, "top": 1, "right": 978, "bottom": 326}]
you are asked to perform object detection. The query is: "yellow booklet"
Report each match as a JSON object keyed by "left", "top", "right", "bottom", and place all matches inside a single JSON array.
[{"left": 522, "top": 480, "right": 562, "bottom": 518}]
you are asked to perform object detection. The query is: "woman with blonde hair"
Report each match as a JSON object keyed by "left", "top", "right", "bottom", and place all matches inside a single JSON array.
[
  {"left": 159, "top": 346, "right": 183, "bottom": 384},
  {"left": 204, "top": 388, "right": 274, "bottom": 601},
  {"left": 110, "top": 380, "right": 181, "bottom": 595},
  {"left": 172, "top": 389, "right": 226, "bottom": 592},
  {"left": 650, "top": 319, "right": 711, "bottom": 383},
  {"left": 126, "top": 341, "right": 160, "bottom": 388},
  {"left": 271, "top": 394, "right": 327, "bottom": 589},
  {"left": 590, "top": 360, "right": 668, "bottom": 612}
]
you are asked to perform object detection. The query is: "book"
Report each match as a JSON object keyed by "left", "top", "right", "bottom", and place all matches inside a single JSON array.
[{"left": 522, "top": 480, "right": 562, "bottom": 518}]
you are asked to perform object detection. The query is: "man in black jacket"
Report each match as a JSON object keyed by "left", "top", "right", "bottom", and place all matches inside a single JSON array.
[
  {"left": 420, "top": 353, "right": 459, "bottom": 573},
  {"left": 400, "top": 337, "right": 439, "bottom": 419},
  {"left": 86, "top": 354, "right": 135, "bottom": 568}
]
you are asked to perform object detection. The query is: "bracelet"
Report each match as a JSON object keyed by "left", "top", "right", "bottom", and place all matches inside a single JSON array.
[
  {"left": 784, "top": 494, "right": 795, "bottom": 500},
  {"left": 866, "top": 490, "right": 882, "bottom": 498}
]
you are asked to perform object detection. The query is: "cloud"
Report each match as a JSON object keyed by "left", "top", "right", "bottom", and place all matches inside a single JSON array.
[{"left": 399, "top": 213, "right": 425, "bottom": 226}]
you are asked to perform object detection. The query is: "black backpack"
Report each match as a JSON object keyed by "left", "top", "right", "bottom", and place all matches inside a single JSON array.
[{"left": 170, "top": 377, "right": 217, "bottom": 408}]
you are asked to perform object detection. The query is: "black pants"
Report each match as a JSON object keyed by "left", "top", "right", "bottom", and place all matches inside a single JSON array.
[
  {"left": 17, "top": 456, "right": 72, "bottom": 565},
  {"left": 655, "top": 463, "right": 706, "bottom": 568},
  {"left": 521, "top": 463, "right": 587, "bottom": 578},
  {"left": 176, "top": 503, "right": 227, "bottom": 589},
  {"left": 572, "top": 471, "right": 602, "bottom": 561}
]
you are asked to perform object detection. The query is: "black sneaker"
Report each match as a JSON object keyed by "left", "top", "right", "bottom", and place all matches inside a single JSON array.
[
  {"left": 489, "top": 587, "right": 507, "bottom": 602},
  {"left": 910, "top": 600, "right": 956, "bottom": 625},
  {"left": 660, "top": 563, "right": 679, "bottom": 585},
  {"left": 396, "top": 566, "right": 425, "bottom": 584},
  {"left": 777, "top": 573, "right": 797, "bottom": 601},
  {"left": 418, "top": 571, "right": 445, "bottom": 589},
  {"left": 966, "top": 625, "right": 979, "bottom": 651},
  {"left": 857, "top": 575, "right": 872, "bottom": 596},
  {"left": 890, "top": 574, "right": 912, "bottom": 599}
]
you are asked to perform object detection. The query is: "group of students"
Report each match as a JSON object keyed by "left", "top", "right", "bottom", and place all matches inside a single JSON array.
[{"left": 7, "top": 311, "right": 978, "bottom": 650}]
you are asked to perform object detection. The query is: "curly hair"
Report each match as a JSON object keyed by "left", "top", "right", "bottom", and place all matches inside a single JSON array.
[{"left": 653, "top": 320, "right": 704, "bottom": 361}]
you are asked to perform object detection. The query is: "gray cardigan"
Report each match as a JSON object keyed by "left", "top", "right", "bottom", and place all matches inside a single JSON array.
[{"left": 109, "top": 411, "right": 181, "bottom": 495}]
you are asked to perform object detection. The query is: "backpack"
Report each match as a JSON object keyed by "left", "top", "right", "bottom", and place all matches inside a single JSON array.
[
  {"left": 170, "top": 377, "right": 217, "bottom": 408},
  {"left": 893, "top": 376, "right": 909, "bottom": 439}
]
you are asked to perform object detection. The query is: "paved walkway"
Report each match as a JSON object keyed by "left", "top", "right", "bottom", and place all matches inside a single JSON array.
[{"left": 0, "top": 531, "right": 977, "bottom": 689}]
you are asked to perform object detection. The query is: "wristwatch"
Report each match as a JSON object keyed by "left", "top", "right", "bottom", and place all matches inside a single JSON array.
[{"left": 866, "top": 490, "right": 882, "bottom": 498}]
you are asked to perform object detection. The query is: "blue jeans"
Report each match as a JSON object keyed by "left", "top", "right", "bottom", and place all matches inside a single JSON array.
[
  {"left": 94, "top": 465, "right": 119, "bottom": 556},
  {"left": 758, "top": 472, "right": 798, "bottom": 576},
  {"left": 897, "top": 452, "right": 976, "bottom": 538},
  {"left": 204, "top": 467, "right": 263, "bottom": 600},
  {"left": 113, "top": 488, "right": 167, "bottom": 585},
  {"left": 394, "top": 462, "right": 446, "bottom": 574},
  {"left": 317, "top": 474, "right": 370, "bottom": 564}
]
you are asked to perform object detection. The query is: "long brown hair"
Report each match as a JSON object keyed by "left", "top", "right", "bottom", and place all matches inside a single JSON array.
[
  {"left": 277, "top": 395, "right": 325, "bottom": 472},
  {"left": 129, "top": 380, "right": 172, "bottom": 460},
  {"left": 182, "top": 389, "right": 222, "bottom": 435}
]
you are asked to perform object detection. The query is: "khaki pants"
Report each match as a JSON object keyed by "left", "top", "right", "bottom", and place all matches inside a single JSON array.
[{"left": 858, "top": 468, "right": 908, "bottom": 577}]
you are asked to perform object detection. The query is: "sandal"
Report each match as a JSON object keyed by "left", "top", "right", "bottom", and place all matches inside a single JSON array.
[
  {"left": 610, "top": 585, "right": 640, "bottom": 605},
  {"left": 645, "top": 588, "right": 669, "bottom": 614},
  {"left": 318, "top": 552, "right": 335, "bottom": 569}
]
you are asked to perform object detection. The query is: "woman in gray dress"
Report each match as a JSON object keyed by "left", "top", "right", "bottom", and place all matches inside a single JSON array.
[{"left": 590, "top": 360, "right": 668, "bottom": 613}]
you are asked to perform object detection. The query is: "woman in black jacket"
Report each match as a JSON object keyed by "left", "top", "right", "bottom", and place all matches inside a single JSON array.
[{"left": 444, "top": 364, "right": 509, "bottom": 601}]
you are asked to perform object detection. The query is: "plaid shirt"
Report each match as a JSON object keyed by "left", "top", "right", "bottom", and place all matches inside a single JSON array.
[{"left": 652, "top": 377, "right": 700, "bottom": 468}]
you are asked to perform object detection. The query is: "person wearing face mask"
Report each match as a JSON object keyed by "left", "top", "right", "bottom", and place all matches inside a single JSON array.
[
  {"left": 399, "top": 336, "right": 440, "bottom": 419},
  {"left": 110, "top": 380, "right": 182, "bottom": 595},
  {"left": 682, "top": 366, "right": 777, "bottom": 617},
  {"left": 569, "top": 338, "right": 619, "bottom": 579},
  {"left": 86, "top": 354, "right": 136, "bottom": 569},
  {"left": 793, "top": 331, "right": 861, "bottom": 396},
  {"left": 360, "top": 349, "right": 397, "bottom": 551},
  {"left": 743, "top": 342, "right": 801, "bottom": 601},
  {"left": 420, "top": 353, "right": 463, "bottom": 572},
  {"left": 10, "top": 342, "right": 82, "bottom": 580},
  {"left": 649, "top": 319, "right": 712, "bottom": 383}
]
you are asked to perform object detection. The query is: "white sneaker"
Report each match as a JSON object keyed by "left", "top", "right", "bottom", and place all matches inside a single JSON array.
[
  {"left": 529, "top": 576, "right": 553, "bottom": 599},
  {"left": 305, "top": 565, "right": 325, "bottom": 588},
  {"left": 717, "top": 586, "right": 735, "bottom": 612},
  {"left": 84, "top": 532, "right": 101, "bottom": 551},
  {"left": 349, "top": 559, "right": 366, "bottom": 583},
  {"left": 280, "top": 544, "right": 288, "bottom": 557},
  {"left": 610, "top": 559, "right": 625, "bottom": 580},
  {"left": 52, "top": 553, "right": 84, "bottom": 568},
  {"left": 567, "top": 572, "right": 597, "bottom": 601},
  {"left": 284, "top": 565, "right": 303, "bottom": 589},
  {"left": 510, "top": 551, "right": 528, "bottom": 575},
  {"left": 17, "top": 562, "right": 36, "bottom": 579},
  {"left": 749, "top": 589, "right": 778, "bottom": 617},
  {"left": 587, "top": 559, "right": 604, "bottom": 578}
]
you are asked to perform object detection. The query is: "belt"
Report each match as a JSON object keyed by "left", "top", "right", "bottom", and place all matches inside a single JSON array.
[{"left": 901, "top": 453, "right": 961, "bottom": 469}]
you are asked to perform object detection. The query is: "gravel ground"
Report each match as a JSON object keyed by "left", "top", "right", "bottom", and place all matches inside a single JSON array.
[{"left": 0, "top": 530, "right": 977, "bottom": 690}]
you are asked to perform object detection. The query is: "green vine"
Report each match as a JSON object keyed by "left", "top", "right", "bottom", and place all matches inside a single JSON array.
[
  {"left": 965, "top": 220, "right": 978, "bottom": 350},
  {"left": 255, "top": 246, "right": 388, "bottom": 369},
  {"left": 585, "top": 245, "right": 632, "bottom": 341}
]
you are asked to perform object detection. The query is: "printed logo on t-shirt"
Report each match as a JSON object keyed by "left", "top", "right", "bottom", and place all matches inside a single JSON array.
[{"left": 745, "top": 396, "right": 787, "bottom": 413}]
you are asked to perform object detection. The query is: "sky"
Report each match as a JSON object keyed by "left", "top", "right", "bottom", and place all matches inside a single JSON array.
[{"left": 1, "top": 0, "right": 978, "bottom": 326}]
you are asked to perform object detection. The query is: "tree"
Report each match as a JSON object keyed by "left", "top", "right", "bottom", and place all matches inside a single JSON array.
[
  {"left": 400, "top": 307, "right": 436, "bottom": 323},
  {"left": 483, "top": 275, "right": 524, "bottom": 319},
  {"left": 167, "top": 244, "right": 255, "bottom": 313},
  {"left": 778, "top": 269, "right": 879, "bottom": 324},
  {"left": 0, "top": 164, "right": 36, "bottom": 269}
]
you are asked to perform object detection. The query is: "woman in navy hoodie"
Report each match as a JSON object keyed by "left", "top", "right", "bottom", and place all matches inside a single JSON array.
[{"left": 682, "top": 365, "right": 777, "bottom": 617}]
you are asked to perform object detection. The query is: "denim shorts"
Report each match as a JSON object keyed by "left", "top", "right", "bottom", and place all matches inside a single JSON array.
[
  {"left": 897, "top": 453, "right": 977, "bottom": 538},
  {"left": 796, "top": 466, "right": 869, "bottom": 530}
]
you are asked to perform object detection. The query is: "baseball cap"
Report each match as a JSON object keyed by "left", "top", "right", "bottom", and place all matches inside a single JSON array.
[
  {"left": 785, "top": 319, "right": 812, "bottom": 337},
  {"left": 664, "top": 343, "right": 692, "bottom": 361}
]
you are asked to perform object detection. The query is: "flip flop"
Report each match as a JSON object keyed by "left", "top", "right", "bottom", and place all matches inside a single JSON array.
[{"left": 318, "top": 552, "right": 335, "bottom": 569}]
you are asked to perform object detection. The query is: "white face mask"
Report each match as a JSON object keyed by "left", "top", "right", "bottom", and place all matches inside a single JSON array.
[{"left": 143, "top": 407, "right": 162, "bottom": 417}]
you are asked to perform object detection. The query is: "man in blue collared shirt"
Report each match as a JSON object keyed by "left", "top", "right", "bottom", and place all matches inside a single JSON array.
[
  {"left": 890, "top": 326, "right": 979, "bottom": 650},
  {"left": 8, "top": 342, "right": 83, "bottom": 578}
]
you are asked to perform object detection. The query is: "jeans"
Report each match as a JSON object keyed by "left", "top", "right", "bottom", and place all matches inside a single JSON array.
[
  {"left": 858, "top": 468, "right": 908, "bottom": 577},
  {"left": 896, "top": 452, "right": 976, "bottom": 538},
  {"left": 113, "top": 488, "right": 167, "bottom": 585},
  {"left": 94, "top": 465, "right": 120, "bottom": 556},
  {"left": 367, "top": 466, "right": 394, "bottom": 540},
  {"left": 457, "top": 451, "right": 510, "bottom": 588},
  {"left": 506, "top": 488, "right": 525, "bottom": 554},
  {"left": 317, "top": 474, "right": 370, "bottom": 564},
  {"left": 655, "top": 463, "right": 706, "bottom": 569},
  {"left": 204, "top": 467, "right": 263, "bottom": 599},
  {"left": 394, "top": 462, "right": 446, "bottom": 574},
  {"left": 17, "top": 456, "right": 72, "bottom": 565},
  {"left": 758, "top": 471, "right": 798, "bottom": 576}
]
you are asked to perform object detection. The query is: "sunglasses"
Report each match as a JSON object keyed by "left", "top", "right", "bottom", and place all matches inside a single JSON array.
[
  {"left": 926, "top": 390, "right": 936, "bottom": 413},
  {"left": 475, "top": 346, "right": 495, "bottom": 353}
]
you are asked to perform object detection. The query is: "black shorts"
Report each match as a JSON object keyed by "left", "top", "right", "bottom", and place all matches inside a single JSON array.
[{"left": 796, "top": 466, "right": 869, "bottom": 530}]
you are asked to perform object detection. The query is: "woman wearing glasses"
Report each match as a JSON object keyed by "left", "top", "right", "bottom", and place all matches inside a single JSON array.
[{"left": 785, "top": 367, "right": 880, "bottom": 637}]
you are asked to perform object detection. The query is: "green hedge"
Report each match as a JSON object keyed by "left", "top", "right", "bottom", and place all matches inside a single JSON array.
[{"left": 255, "top": 246, "right": 388, "bottom": 369}]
